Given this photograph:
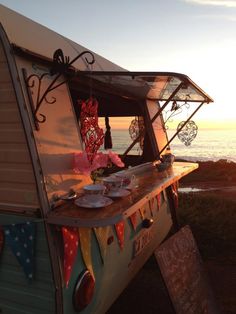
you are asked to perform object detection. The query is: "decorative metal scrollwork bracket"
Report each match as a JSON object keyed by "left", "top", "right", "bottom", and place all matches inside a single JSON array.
[{"left": 23, "top": 49, "right": 95, "bottom": 130}]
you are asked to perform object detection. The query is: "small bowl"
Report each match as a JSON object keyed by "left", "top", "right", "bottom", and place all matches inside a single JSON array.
[{"left": 83, "top": 184, "right": 106, "bottom": 195}]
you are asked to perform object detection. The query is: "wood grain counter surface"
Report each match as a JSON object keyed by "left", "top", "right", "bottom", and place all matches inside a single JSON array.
[{"left": 46, "top": 162, "right": 198, "bottom": 227}]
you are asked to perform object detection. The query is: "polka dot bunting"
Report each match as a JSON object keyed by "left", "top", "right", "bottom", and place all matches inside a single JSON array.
[
  {"left": 62, "top": 227, "right": 79, "bottom": 288},
  {"left": 2, "top": 222, "right": 36, "bottom": 281}
]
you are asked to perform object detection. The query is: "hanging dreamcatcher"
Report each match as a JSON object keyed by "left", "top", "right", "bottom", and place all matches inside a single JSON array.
[
  {"left": 79, "top": 98, "right": 104, "bottom": 162},
  {"left": 177, "top": 120, "right": 198, "bottom": 146},
  {"left": 129, "top": 116, "right": 145, "bottom": 151}
]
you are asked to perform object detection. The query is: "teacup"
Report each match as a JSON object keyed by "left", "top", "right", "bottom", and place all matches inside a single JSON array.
[
  {"left": 115, "top": 173, "right": 136, "bottom": 188},
  {"left": 102, "top": 176, "right": 123, "bottom": 191},
  {"left": 83, "top": 184, "right": 106, "bottom": 195}
]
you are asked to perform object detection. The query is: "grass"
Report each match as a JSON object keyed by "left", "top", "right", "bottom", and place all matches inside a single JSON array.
[
  {"left": 178, "top": 191, "right": 236, "bottom": 261},
  {"left": 109, "top": 161, "right": 236, "bottom": 313}
]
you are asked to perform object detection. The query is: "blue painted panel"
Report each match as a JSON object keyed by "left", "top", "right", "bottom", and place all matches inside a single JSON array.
[{"left": 0, "top": 214, "right": 55, "bottom": 314}]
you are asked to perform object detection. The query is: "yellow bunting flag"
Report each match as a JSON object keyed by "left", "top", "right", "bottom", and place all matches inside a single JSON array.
[
  {"left": 129, "top": 211, "right": 138, "bottom": 231},
  {"left": 78, "top": 227, "right": 94, "bottom": 279},
  {"left": 114, "top": 220, "right": 125, "bottom": 250},
  {"left": 93, "top": 226, "right": 110, "bottom": 263},
  {"left": 139, "top": 206, "right": 146, "bottom": 220}
]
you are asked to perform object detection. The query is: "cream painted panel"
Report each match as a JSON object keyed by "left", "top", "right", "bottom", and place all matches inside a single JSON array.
[
  {"left": 0, "top": 42, "right": 39, "bottom": 208},
  {"left": 146, "top": 99, "right": 170, "bottom": 156},
  {"left": 16, "top": 57, "right": 91, "bottom": 202}
]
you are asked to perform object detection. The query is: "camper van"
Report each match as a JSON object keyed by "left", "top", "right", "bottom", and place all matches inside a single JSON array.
[{"left": 0, "top": 5, "right": 213, "bottom": 314}]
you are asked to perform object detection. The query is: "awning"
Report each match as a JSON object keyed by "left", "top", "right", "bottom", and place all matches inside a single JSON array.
[{"left": 74, "top": 71, "right": 213, "bottom": 103}]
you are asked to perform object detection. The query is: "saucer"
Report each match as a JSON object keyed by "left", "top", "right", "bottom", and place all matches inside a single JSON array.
[
  {"left": 75, "top": 195, "right": 113, "bottom": 208},
  {"left": 106, "top": 188, "right": 131, "bottom": 198}
]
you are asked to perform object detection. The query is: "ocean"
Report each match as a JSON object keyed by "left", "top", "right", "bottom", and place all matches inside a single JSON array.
[{"left": 108, "top": 129, "right": 236, "bottom": 162}]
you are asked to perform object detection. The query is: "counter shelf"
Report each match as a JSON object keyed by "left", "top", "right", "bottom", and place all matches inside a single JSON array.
[{"left": 46, "top": 162, "right": 198, "bottom": 228}]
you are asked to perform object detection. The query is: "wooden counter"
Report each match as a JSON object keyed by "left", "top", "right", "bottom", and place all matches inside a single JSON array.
[{"left": 46, "top": 162, "right": 198, "bottom": 227}]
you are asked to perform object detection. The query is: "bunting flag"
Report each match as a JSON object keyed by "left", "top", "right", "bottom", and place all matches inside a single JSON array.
[
  {"left": 114, "top": 220, "right": 125, "bottom": 250},
  {"left": 171, "top": 182, "right": 179, "bottom": 209},
  {"left": 156, "top": 193, "right": 161, "bottom": 210},
  {"left": 148, "top": 199, "right": 155, "bottom": 217},
  {"left": 93, "top": 226, "right": 110, "bottom": 263},
  {"left": 3, "top": 222, "right": 36, "bottom": 281},
  {"left": 129, "top": 211, "right": 138, "bottom": 231},
  {"left": 62, "top": 226, "right": 79, "bottom": 288},
  {"left": 0, "top": 226, "right": 4, "bottom": 257},
  {"left": 139, "top": 206, "right": 146, "bottom": 220},
  {"left": 79, "top": 228, "right": 95, "bottom": 279}
]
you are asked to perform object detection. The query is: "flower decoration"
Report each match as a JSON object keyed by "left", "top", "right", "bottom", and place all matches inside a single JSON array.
[{"left": 73, "top": 151, "right": 124, "bottom": 183}]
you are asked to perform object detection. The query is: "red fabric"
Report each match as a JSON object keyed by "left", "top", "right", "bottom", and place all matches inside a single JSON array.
[
  {"left": 79, "top": 98, "right": 104, "bottom": 162},
  {"left": 62, "top": 227, "right": 79, "bottom": 287},
  {"left": 114, "top": 221, "right": 125, "bottom": 250}
]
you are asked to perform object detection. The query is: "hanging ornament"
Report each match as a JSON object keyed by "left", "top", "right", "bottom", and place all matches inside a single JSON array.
[
  {"left": 79, "top": 98, "right": 104, "bottom": 162},
  {"left": 177, "top": 120, "right": 198, "bottom": 146},
  {"left": 129, "top": 116, "right": 145, "bottom": 151}
]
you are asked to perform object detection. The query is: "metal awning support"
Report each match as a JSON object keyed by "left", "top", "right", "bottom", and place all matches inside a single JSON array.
[
  {"left": 159, "top": 101, "right": 204, "bottom": 155},
  {"left": 122, "top": 81, "right": 185, "bottom": 158},
  {"left": 22, "top": 49, "right": 95, "bottom": 130}
]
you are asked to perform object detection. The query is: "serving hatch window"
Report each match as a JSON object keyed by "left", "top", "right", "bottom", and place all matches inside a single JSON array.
[{"left": 98, "top": 116, "right": 144, "bottom": 156}]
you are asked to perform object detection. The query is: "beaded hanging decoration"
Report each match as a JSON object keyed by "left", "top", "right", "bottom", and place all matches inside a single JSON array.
[
  {"left": 129, "top": 116, "right": 145, "bottom": 150},
  {"left": 177, "top": 120, "right": 198, "bottom": 146},
  {"left": 79, "top": 98, "right": 104, "bottom": 162}
]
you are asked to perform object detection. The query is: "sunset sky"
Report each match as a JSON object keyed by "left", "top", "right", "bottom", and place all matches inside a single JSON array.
[{"left": 1, "top": 0, "right": 236, "bottom": 129}]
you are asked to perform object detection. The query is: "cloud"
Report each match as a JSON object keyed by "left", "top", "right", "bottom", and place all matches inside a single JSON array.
[
  {"left": 197, "top": 13, "right": 236, "bottom": 21},
  {"left": 184, "top": 0, "right": 236, "bottom": 7}
]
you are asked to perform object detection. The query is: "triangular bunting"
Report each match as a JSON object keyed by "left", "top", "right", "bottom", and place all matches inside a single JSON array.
[
  {"left": 93, "top": 226, "right": 110, "bottom": 263},
  {"left": 129, "top": 211, "right": 138, "bottom": 231},
  {"left": 3, "top": 222, "right": 36, "bottom": 281},
  {"left": 156, "top": 193, "right": 161, "bottom": 210},
  {"left": 148, "top": 198, "right": 155, "bottom": 217},
  {"left": 139, "top": 206, "right": 146, "bottom": 220},
  {"left": 79, "top": 228, "right": 95, "bottom": 279},
  {"left": 62, "top": 226, "right": 79, "bottom": 288},
  {"left": 114, "top": 220, "right": 125, "bottom": 250},
  {"left": 0, "top": 226, "right": 4, "bottom": 257},
  {"left": 171, "top": 182, "right": 179, "bottom": 208}
]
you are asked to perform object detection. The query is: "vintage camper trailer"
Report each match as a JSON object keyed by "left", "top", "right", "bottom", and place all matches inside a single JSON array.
[{"left": 0, "top": 5, "right": 213, "bottom": 314}]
